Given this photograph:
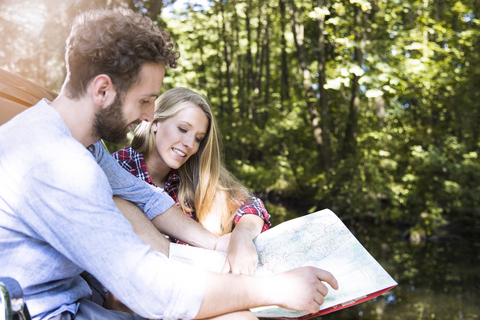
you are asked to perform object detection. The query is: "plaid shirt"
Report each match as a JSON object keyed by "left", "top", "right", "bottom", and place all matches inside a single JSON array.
[{"left": 112, "top": 147, "right": 271, "bottom": 234}]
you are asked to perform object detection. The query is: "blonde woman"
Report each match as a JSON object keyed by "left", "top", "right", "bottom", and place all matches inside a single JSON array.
[{"left": 112, "top": 87, "right": 271, "bottom": 274}]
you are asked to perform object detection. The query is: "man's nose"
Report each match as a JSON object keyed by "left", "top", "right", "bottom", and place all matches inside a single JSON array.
[{"left": 141, "top": 104, "right": 155, "bottom": 122}]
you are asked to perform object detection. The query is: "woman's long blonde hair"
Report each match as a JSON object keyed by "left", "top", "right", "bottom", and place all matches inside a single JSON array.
[{"left": 132, "top": 87, "right": 251, "bottom": 235}]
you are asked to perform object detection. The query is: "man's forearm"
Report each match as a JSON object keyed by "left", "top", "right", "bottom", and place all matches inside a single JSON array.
[
  {"left": 194, "top": 273, "right": 268, "bottom": 319},
  {"left": 151, "top": 204, "right": 217, "bottom": 250},
  {"left": 195, "top": 267, "right": 339, "bottom": 319},
  {"left": 113, "top": 196, "right": 170, "bottom": 255}
]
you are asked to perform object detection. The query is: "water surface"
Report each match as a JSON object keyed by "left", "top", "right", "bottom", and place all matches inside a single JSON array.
[{"left": 317, "top": 224, "right": 480, "bottom": 320}]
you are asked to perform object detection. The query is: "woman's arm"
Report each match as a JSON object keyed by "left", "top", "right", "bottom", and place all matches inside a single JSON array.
[
  {"left": 233, "top": 197, "right": 272, "bottom": 232},
  {"left": 150, "top": 203, "right": 221, "bottom": 250},
  {"left": 219, "top": 195, "right": 271, "bottom": 274},
  {"left": 221, "top": 214, "right": 264, "bottom": 274}
]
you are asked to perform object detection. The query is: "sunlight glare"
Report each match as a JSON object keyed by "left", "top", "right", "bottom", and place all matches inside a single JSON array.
[{"left": 163, "top": 0, "right": 212, "bottom": 17}]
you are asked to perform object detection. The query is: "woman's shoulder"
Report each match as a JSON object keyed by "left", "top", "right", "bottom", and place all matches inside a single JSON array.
[
  {"left": 111, "top": 146, "right": 138, "bottom": 161},
  {"left": 111, "top": 146, "right": 147, "bottom": 175},
  {"left": 110, "top": 146, "right": 155, "bottom": 186}
]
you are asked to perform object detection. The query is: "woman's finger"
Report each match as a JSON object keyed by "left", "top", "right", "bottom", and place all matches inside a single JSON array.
[{"left": 221, "top": 260, "right": 231, "bottom": 273}]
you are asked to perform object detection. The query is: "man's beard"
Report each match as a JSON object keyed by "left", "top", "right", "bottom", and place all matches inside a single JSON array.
[{"left": 92, "top": 94, "right": 130, "bottom": 144}]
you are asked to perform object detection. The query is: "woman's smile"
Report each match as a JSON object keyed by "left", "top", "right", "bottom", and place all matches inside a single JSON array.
[
  {"left": 150, "top": 101, "right": 209, "bottom": 171},
  {"left": 171, "top": 147, "right": 186, "bottom": 158}
]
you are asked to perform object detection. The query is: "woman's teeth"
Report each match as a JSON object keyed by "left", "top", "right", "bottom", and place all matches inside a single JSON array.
[{"left": 172, "top": 148, "right": 186, "bottom": 157}]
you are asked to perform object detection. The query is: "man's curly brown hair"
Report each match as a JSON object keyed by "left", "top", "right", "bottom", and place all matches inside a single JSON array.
[{"left": 63, "top": 8, "right": 179, "bottom": 99}]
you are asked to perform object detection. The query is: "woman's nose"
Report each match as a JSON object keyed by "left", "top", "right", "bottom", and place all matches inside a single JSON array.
[{"left": 182, "top": 135, "right": 195, "bottom": 149}]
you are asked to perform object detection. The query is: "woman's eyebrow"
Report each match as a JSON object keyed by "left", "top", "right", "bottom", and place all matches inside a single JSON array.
[{"left": 180, "top": 121, "right": 207, "bottom": 135}]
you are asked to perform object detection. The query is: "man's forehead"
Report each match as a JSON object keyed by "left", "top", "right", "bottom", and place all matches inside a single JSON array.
[
  {"left": 139, "top": 62, "right": 166, "bottom": 78},
  {"left": 130, "top": 63, "right": 165, "bottom": 95}
]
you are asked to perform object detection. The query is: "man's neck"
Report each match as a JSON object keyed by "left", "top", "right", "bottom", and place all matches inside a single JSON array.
[{"left": 50, "top": 93, "right": 99, "bottom": 147}]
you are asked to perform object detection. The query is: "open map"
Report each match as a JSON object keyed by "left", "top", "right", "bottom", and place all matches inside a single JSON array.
[
  {"left": 251, "top": 209, "right": 397, "bottom": 318},
  {"left": 169, "top": 209, "right": 397, "bottom": 319}
]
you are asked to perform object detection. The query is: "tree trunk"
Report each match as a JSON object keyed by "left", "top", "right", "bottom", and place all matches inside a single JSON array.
[
  {"left": 221, "top": 1, "right": 233, "bottom": 112},
  {"left": 254, "top": 3, "right": 266, "bottom": 99},
  {"left": 289, "top": 0, "right": 324, "bottom": 158},
  {"left": 316, "top": 0, "right": 332, "bottom": 171},
  {"left": 245, "top": 0, "right": 253, "bottom": 119},
  {"left": 434, "top": 0, "right": 442, "bottom": 20},
  {"left": 147, "top": 0, "right": 163, "bottom": 22},
  {"left": 233, "top": 0, "right": 245, "bottom": 119},
  {"left": 375, "top": 95, "right": 385, "bottom": 126},
  {"left": 215, "top": 7, "right": 225, "bottom": 114},
  {"left": 342, "top": 4, "right": 364, "bottom": 158},
  {"left": 423, "top": 0, "right": 429, "bottom": 60},
  {"left": 264, "top": 5, "right": 271, "bottom": 109},
  {"left": 198, "top": 36, "right": 207, "bottom": 92},
  {"left": 279, "top": 0, "right": 290, "bottom": 106}
]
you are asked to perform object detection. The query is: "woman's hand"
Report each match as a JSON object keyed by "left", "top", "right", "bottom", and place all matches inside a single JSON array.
[
  {"left": 216, "top": 233, "right": 231, "bottom": 252},
  {"left": 221, "top": 215, "right": 264, "bottom": 275}
]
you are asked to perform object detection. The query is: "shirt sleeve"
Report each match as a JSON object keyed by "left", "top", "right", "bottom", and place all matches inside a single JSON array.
[
  {"left": 233, "top": 197, "right": 272, "bottom": 232},
  {"left": 19, "top": 154, "right": 206, "bottom": 319},
  {"left": 91, "top": 142, "right": 174, "bottom": 220}
]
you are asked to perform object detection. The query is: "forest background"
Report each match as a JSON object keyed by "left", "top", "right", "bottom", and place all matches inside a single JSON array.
[{"left": 1, "top": 0, "right": 479, "bottom": 239}]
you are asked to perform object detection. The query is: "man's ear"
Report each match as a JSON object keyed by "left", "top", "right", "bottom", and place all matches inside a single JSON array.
[{"left": 91, "top": 74, "right": 116, "bottom": 108}]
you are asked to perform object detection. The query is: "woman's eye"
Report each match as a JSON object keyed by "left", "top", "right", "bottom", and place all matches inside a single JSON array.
[
  {"left": 195, "top": 137, "right": 202, "bottom": 143},
  {"left": 178, "top": 127, "right": 187, "bottom": 133}
]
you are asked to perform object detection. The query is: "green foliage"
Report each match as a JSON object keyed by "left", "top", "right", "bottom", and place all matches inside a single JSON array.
[
  {"left": 160, "top": 0, "right": 480, "bottom": 232},
  {"left": 2, "top": 0, "right": 478, "bottom": 232},
  {"left": 396, "top": 137, "right": 480, "bottom": 228}
]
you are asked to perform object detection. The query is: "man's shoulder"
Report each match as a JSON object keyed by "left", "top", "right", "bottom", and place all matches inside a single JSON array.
[
  {"left": 1, "top": 99, "right": 65, "bottom": 140},
  {"left": 0, "top": 101, "right": 96, "bottom": 179}
]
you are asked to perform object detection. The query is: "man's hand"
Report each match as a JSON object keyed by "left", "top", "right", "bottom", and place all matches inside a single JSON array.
[
  {"left": 196, "top": 266, "right": 338, "bottom": 319},
  {"left": 267, "top": 267, "right": 339, "bottom": 314}
]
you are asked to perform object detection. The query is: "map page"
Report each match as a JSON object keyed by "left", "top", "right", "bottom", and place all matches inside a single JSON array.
[
  {"left": 169, "top": 209, "right": 397, "bottom": 319},
  {"left": 170, "top": 242, "right": 226, "bottom": 273},
  {"left": 250, "top": 209, "right": 397, "bottom": 318}
]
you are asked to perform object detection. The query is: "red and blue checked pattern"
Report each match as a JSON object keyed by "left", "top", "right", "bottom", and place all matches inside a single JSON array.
[{"left": 112, "top": 147, "right": 271, "bottom": 234}]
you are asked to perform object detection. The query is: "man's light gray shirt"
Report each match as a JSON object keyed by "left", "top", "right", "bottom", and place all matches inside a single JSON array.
[{"left": 0, "top": 99, "right": 206, "bottom": 320}]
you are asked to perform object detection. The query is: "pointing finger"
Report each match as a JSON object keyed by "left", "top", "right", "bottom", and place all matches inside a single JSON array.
[{"left": 315, "top": 268, "right": 339, "bottom": 290}]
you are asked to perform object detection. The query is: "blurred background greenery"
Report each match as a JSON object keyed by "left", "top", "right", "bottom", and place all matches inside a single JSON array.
[
  {"left": 2, "top": 0, "right": 479, "bottom": 237},
  {"left": 1, "top": 1, "right": 479, "bottom": 318}
]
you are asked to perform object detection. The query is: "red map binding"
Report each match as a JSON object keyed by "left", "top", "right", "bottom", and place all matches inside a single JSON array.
[{"left": 270, "top": 285, "right": 397, "bottom": 320}]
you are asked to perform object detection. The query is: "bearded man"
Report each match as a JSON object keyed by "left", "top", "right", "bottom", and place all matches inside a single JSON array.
[{"left": 0, "top": 8, "right": 337, "bottom": 320}]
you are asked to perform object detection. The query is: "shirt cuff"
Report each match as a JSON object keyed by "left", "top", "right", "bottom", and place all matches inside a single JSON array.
[{"left": 143, "top": 187, "right": 176, "bottom": 220}]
